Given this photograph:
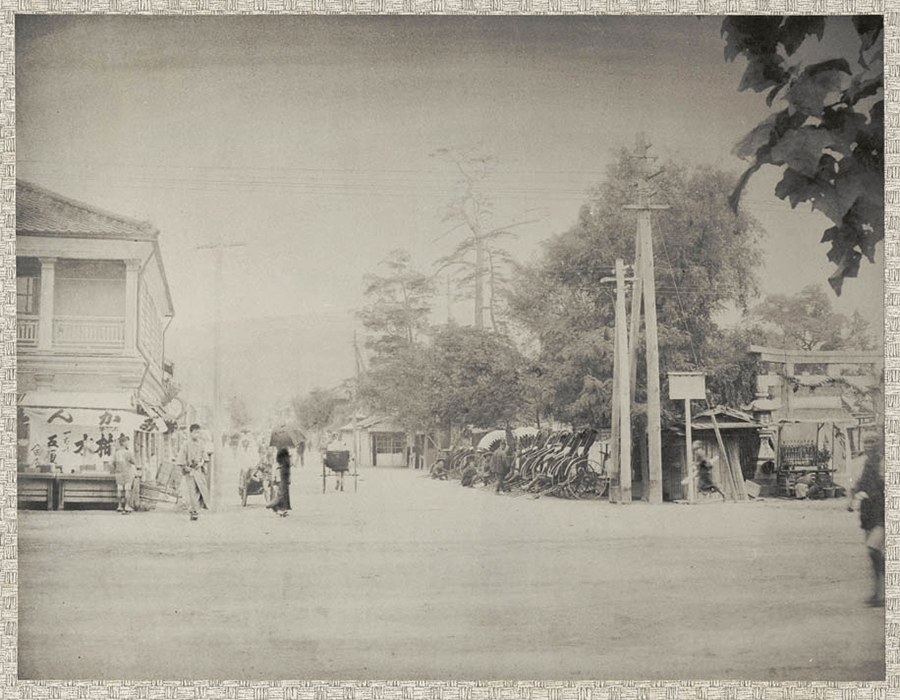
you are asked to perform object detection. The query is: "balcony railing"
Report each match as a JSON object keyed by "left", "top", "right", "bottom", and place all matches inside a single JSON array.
[
  {"left": 53, "top": 316, "right": 125, "bottom": 350},
  {"left": 17, "top": 315, "right": 39, "bottom": 348}
]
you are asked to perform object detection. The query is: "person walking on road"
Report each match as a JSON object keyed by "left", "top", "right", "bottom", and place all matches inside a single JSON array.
[
  {"left": 692, "top": 441, "right": 725, "bottom": 500},
  {"left": 267, "top": 447, "right": 292, "bottom": 517},
  {"left": 113, "top": 434, "right": 137, "bottom": 514},
  {"left": 849, "top": 433, "right": 885, "bottom": 607},
  {"left": 324, "top": 433, "right": 351, "bottom": 491},
  {"left": 178, "top": 423, "right": 210, "bottom": 522},
  {"left": 491, "top": 440, "right": 511, "bottom": 494}
]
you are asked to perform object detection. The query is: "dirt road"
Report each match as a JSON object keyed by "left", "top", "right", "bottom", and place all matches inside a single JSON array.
[{"left": 17, "top": 465, "right": 884, "bottom": 681}]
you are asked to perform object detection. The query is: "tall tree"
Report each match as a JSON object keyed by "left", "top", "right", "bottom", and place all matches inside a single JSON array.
[
  {"left": 359, "top": 324, "right": 529, "bottom": 432},
  {"left": 750, "top": 283, "right": 876, "bottom": 351},
  {"left": 357, "top": 249, "right": 434, "bottom": 357},
  {"left": 426, "top": 324, "right": 529, "bottom": 429},
  {"left": 291, "top": 388, "right": 346, "bottom": 434},
  {"left": 508, "top": 150, "right": 763, "bottom": 426},
  {"left": 432, "top": 147, "right": 543, "bottom": 330},
  {"left": 722, "top": 16, "right": 883, "bottom": 294}
]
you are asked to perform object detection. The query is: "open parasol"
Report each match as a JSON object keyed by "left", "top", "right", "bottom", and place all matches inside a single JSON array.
[{"left": 269, "top": 425, "right": 307, "bottom": 450}]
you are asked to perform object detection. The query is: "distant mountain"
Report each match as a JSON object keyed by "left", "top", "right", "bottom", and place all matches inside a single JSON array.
[{"left": 165, "top": 312, "right": 358, "bottom": 424}]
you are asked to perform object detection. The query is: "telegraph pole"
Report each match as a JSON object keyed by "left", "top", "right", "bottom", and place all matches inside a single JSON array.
[
  {"left": 601, "top": 259, "right": 633, "bottom": 503},
  {"left": 196, "top": 238, "right": 246, "bottom": 510},
  {"left": 352, "top": 331, "right": 364, "bottom": 491},
  {"left": 624, "top": 133, "right": 668, "bottom": 504},
  {"left": 615, "top": 259, "right": 632, "bottom": 502},
  {"left": 628, "top": 236, "right": 646, "bottom": 493}
]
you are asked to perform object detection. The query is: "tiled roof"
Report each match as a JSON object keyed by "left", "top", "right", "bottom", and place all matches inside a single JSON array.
[{"left": 16, "top": 180, "right": 158, "bottom": 240}]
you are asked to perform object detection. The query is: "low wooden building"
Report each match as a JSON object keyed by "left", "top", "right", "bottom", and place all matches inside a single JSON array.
[
  {"left": 337, "top": 416, "right": 435, "bottom": 469},
  {"left": 662, "top": 407, "right": 760, "bottom": 502}
]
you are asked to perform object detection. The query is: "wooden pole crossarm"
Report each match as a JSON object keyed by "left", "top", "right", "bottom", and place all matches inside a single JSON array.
[{"left": 195, "top": 242, "right": 248, "bottom": 250}]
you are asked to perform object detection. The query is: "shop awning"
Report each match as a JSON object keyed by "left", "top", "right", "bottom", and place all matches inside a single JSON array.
[
  {"left": 23, "top": 406, "right": 167, "bottom": 434},
  {"left": 21, "top": 392, "right": 168, "bottom": 434},
  {"left": 19, "top": 391, "right": 134, "bottom": 411}
]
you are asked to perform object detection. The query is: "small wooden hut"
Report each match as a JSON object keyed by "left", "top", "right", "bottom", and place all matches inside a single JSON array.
[{"left": 662, "top": 407, "right": 761, "bottom": 501}]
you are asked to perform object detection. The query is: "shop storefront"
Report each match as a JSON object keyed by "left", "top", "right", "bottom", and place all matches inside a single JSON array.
[{"left": 18, "top": 393, "right": 170, "bottom": 509}]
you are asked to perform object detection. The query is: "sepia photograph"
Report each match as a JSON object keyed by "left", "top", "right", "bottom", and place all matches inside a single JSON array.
[{"left": 11, "top": 14, "right": 887, "bottom": 681}]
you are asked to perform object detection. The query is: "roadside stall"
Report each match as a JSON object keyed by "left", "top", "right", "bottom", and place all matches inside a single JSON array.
[
  {"left": 19, "top": 397, "right": 169, "bottom": 509},
  {"left": 774, "top": 419, "right": 853, "bottom": 498}
]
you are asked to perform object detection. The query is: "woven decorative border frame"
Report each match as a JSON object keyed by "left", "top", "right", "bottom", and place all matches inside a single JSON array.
[{"left": 0, "top": 3, "right": 895, "bottom": 698}]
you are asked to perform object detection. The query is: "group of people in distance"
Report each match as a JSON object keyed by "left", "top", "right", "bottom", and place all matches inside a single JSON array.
[{"left": 168, "top": 426, "right": 352, "bottom": 522}]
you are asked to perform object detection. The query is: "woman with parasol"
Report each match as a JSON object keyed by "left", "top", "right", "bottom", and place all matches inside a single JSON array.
[
  {"left": 266, "top": 447, "right": 292, "bottom": 516},
  {"left": 266, "top": 425, "right": 305, "bottom": 516}
]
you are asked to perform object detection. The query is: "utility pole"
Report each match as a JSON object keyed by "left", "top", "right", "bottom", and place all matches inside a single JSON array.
[
  {"left": 601, "top": 259, "right": 633, "bottom": 503},
  {"left": 615, "top": 259, "right": 632, "bottom": 502},
  {"left": 196, "top": 238, "right": 246, "bottom": 510},
  {"left": 624, "top": 133, "right": 668, "bottom": 504},
  {"left": 628, "top": 236, "right": 646, "bottom": 493},
  {"left": 352, "top": 331, "right": 364, "bottom": 491}
]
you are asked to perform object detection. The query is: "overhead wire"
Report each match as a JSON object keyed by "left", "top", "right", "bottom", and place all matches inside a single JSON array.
[{"left": 16, "top": 159, "right": 815, "bottom": 214}]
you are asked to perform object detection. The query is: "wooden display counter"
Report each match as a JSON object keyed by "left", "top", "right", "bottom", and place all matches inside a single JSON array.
[
  {"left": 17, "top": 473, "right": 56, "bottom": 510},
  {"left": 57, "top": 474, "right": 118, "bottom": 509}
]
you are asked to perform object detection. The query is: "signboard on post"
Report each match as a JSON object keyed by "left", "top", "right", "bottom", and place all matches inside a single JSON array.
[
  {"left": 668, "top": 371, "right": 706, "bottom": 503},
  {"left": 668, "top": 372, "right": 707, "bottom": 401}
]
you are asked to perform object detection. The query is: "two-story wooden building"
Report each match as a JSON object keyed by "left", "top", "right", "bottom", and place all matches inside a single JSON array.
[{"left": 16, "top": 180, "right": 176, "bottom": 508}]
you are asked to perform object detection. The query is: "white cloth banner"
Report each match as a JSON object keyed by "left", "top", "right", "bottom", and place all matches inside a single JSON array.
[
  {"left": 24, "top": 407, "right": 167, "bottom": 434},
  {"left": 23, "top": 407, "right": 167, "bottom": 473}
]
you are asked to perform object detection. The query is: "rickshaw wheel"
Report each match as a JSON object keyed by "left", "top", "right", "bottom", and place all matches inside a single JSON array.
[{"left": 239, "top": 483, "right": 248, "bottom": 507}]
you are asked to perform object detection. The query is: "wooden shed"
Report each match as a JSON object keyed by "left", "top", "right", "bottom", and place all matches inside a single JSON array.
[{"left": 662, "top": 407, "right": 760, "bottom": 502}]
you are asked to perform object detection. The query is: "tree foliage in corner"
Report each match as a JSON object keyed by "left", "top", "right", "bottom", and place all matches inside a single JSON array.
[{"left": 722, "top": 16, "right": 883, "bottom": 294}]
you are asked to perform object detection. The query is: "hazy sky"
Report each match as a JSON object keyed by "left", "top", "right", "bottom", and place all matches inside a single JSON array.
[{"left": 15, "top": 15, "right": 883, "bottom": 415}]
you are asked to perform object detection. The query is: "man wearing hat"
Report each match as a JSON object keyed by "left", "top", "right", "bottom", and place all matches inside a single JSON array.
[
  {"left": 178, "top": 423, "right": 210, "bottom": 521},
  {"left": 113, "top": 434, "right": 137, "bottom": 514}
]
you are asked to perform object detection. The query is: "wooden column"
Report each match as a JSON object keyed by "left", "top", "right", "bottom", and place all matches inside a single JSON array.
[
  {"left": 37, "top": 257, "right": 56, "bottom": 351},
  {"left": 124, "top": 259, "right": 141, "bottom": 354}
]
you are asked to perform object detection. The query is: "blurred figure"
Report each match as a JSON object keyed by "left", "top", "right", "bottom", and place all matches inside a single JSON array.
[
  {"left": 849, "top": 433, "right": 884, "bottom": 607},
  {"left": 113, "top": 434, "right": 136, "bottom": 514},
  {"left": 794, "top": 472, "right": 821, "bottom": 500},
  {"left": 324, "top": 433, "right": 351, "bottom": 491},
  {"left": 267, "top": 447, "right": 292, "bottom": 517},
  {"left": 692, "top": 441, "right": 725, "bottom": 500},
  {"left": 491, "top": 440, "right": 511, "bottom": 494}
]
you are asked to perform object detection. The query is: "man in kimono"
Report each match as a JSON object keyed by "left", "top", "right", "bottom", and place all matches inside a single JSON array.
[{"left": 178, "top": 423, "right": 210, "bottom": 521}]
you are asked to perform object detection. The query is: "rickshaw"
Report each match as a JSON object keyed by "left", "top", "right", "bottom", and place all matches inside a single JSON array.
[
  {"left": 323, "top": 449, "right": 359, "bottom": 492},
  {"left": 238, "top": 457, "right": 274, "bottom": 507}
]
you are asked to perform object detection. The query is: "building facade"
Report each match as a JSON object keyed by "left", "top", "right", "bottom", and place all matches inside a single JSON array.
[{"left": 16, "top": 180, "right": 176, "bottom": 499}]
